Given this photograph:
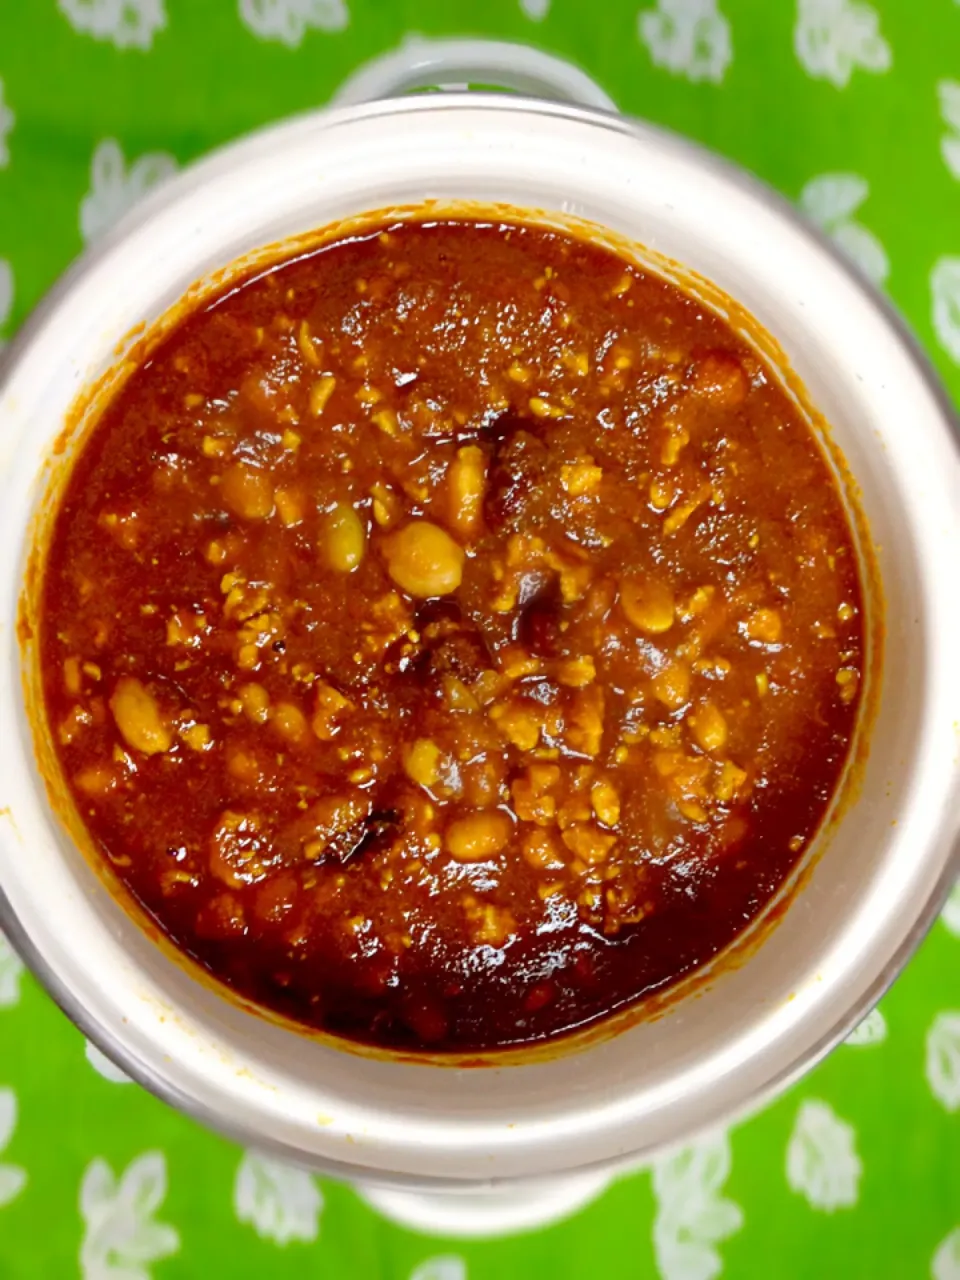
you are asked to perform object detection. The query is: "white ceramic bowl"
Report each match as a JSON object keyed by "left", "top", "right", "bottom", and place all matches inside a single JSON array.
[{"left": 2, "top": 56, "right": 960, "bottom": 1192}]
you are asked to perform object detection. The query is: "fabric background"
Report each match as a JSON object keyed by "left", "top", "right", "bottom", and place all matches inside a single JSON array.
[{"left": 1, "top": 2, "right": 959, "bottom": 1276}]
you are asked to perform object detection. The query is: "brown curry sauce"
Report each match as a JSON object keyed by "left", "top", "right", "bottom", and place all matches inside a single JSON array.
[{"left": 39, "top": 219, "right": 863, "bottom": 1051}]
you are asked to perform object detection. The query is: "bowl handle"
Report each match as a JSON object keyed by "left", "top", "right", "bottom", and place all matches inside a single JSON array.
[{"left": 330, "top": 37, "right": 617, "bottom": 112}]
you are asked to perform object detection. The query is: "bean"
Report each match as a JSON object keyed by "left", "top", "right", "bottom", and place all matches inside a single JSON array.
[
  {"left": 109, "top": 676, "right": 172, "bottom": 755},
  {"left": 253, "top": 871, "right": 299, "bottom": 927},
  {"left": 275, "top": 486, "right": 305, "bottom": 527},
  {"left": 321, "top": 503, "right": 366, "bottom": 573},
  {"left": 651, "top": 661, "right": 691, "bottom": 710},
  {"left": 382, "top": 520, "right": 464, "bottom": 597},
  {"left": 311, "top": 681, "right": 353, "bottom": 740},
  {"left": 690, "top": 350, "right": 748, "bottom": 406},
  {"left": 180, "top": 723, "right": 212, "bottom": 752},
  {"left": 403, "top": 738, "right": 442, "bottom": 788},
  {"left": 689, "top": 701, "right": 728, "bottom": 753},
  {"left": 270, "top": 701, "right": 311, "bottom": 746},
  {"left": 620, "top": 577, "right": 675, "bottom": 633},
  {"left": 743, "top": 608, "right": 782, "bottom": 645},
  {"left": 446, "top": 810, "right": 511, "bottom": 861},
  {"left": 226, "top": 747, "right": 269, "bottom": 788},
  {"left": 528, "top": 396, "right": 564, "bottom": 420},
  {"left": 556, "top": 655, "right": 596, "bottom": 688},
  {"left": 74, "top": 764, "right": 117, "bottom": 796},
  {"left": 221, "top": 463, "right": 274, "bottom": 521},
  {"left": 238, "top": 683, "right": 270, "bottom": 724}
]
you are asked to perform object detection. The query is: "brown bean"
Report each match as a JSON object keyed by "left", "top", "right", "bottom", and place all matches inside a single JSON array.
[{"left": 483, "top": 418, "right": 547, "bottom": 530}]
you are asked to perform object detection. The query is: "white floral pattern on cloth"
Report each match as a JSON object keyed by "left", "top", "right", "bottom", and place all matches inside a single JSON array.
[
  {"left": 410, "top": 1258, "right": 468, "bottom": 1280},
  {"left": 85, "top": 1040, "right": 133, "bottom": 1085},
  {"left": 238, "top": 0, "right": 348, "bottom": 47},
  {"left": 798, "top": 172, "right": 889, "bottom": 285},
  {"left": 938, "top": 81, "right": 960, "bottom": 181},
  {"left": 786, "top": 1100, "right": 861, "bottom": 1211},
  {"left": 234, "top": 1150, "right": 323, "bottom": 1244},
  {"left": 79, "top": 139, "right": 177, "bottom": 245},
  {"left": 80, "top": 1151, "right": 179, "bottom": 1280},
  {"left": 843, "top": 1007, "right": 887, "bottom": 1047},
  {"left": 0, "top": 1089, "right": 27, "bottom": 1210},
  {"left": 651, "top": 1131, "right": 743, "bottom": 1280},
  {"left": 520, "top": 0, "right": 551, "bottom": 18},
  {"left": 0, "top": 927, "right": 24, "bottom": 1007},
  {"left": 926, "top": 1011, "right": 960, "bottom": 1112},
  {"left": 794, "top": 0, "right": 891, "bottom": 89},
  {"left": 57, "top": 0, "right": 167, "bottom": 50},
  {"left": 942, "top": 880, "right": 960, "bottom": 937},
  {"left": 931, "top": 257, "right": 960, "bottom": 365},
  {"left": 637, "top": 0, "right": 732, "bottom": 84},
  {"left": 0, "top": 78, "right": 14, "bottom": 168},
  {"left": 933, "top": 1227, "right": 960, "bottom": 1280}
]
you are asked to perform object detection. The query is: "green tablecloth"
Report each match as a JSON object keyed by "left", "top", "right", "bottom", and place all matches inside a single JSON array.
[{"left": 1, "top": 2, "right": 959, "bottom": 1276}]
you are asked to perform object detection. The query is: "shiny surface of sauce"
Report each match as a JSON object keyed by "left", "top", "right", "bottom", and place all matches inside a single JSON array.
[{"left": 40, "top": 220, "right": 863, "bottom": 1051}]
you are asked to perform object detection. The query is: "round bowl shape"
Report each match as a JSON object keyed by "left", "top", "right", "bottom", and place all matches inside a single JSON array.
[{"left": 1, "top": 94, "right": 959, "bottom": 1189}]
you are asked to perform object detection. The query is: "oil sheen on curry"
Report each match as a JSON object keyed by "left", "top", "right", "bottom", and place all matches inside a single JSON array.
[{"left": 39, "top": 218, "right": 863, "bottom": 1052}]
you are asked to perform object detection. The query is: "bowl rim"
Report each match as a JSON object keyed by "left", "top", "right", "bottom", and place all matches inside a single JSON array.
[{"left": 2, "top": 89, "right": 959, "bottom": 1186}]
